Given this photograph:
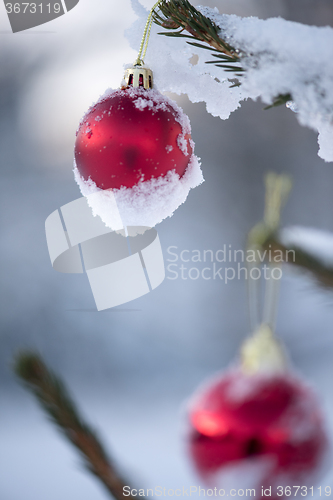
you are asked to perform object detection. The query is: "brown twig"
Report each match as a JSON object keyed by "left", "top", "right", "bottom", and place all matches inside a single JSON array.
[{"left": 14, "top": 353, "right": 141, "bottom": 500}]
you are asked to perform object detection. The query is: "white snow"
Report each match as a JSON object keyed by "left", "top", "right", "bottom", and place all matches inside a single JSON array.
[
  {"left": 127, "top": 1, "right": 333, "bottom": 162},
  {"left": 134, "top": 97, "right": 155, "bottom": 111},
  {"left": 177, "top": 134, "right": 189, "bottom": 156},
  {"left": 74, "top": 154, "right": 203, "bottom": 230},
  {"left": 210, "top": 457, "right": 275, "bottom": 492},
  {"left": 280, "top": 226, "right": 333, "bottom": 267}
]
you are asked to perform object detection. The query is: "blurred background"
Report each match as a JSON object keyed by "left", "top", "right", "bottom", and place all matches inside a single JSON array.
[{"left": 1, "top": 0, "right": 333, "bottom": 498}]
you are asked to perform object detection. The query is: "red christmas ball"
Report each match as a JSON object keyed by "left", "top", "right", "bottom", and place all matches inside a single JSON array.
[
  {"left": 188, "top": 369, "right": 328, "bottom": 499},
  {"left": 74, "top": 86, "right": 193, "bottom": 190}
]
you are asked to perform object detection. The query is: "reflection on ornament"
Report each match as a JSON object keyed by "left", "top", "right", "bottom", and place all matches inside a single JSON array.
[{"left": 74, "top": 86, "right": 194, "bottom": 190}]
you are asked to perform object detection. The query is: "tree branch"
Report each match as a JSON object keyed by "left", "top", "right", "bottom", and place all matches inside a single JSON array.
[
  {"left": 152, "top": 0, "right": 295, "bottom": 105},
  {"left": 264, "top": 234, "right": 333, "bottom": 289},
  {"left": 152, "top": 0, "right": 243, "bottom": 74},
  {"left": 14, "top": 353, "right": 141, "bottom": 500}
]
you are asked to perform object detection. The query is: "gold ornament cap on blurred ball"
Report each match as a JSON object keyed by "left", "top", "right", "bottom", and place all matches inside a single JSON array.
[
  {"left": 123, "top": 65, "right": 153, "bottom": 89},
  {"left": 241, "top": 324, "right": 287, "bottom": 375}
]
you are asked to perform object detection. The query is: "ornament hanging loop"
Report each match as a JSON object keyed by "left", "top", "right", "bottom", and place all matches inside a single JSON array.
[
  {"left": 247, "top": 172, "right": 292, "bottom": 334},
  {"left": 264, "top": 173, "right": 292, "bottom": 231},
  {"left": 262, "top": 173, "right": 291, "bottom": 331},
  {"left": 242, "top": 173, "right": 292, "bottom": 375},
  {"left": 123, "top": 0, "right": 161, "bottom": 89},
  {"left": 135, "top": 0, "right": 162, "bottom": 67}
]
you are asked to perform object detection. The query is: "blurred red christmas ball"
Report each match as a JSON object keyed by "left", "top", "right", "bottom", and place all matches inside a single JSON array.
[
  {"left": 74, "top": 87, "right": 193, "bottom": 190},
  {"left": 188, "top": 369, "right": 328, "bottom": 499}
]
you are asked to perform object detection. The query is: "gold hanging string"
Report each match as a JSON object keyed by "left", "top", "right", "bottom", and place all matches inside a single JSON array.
[
  {"left": 135, "top": 0, "right": 163, "bottom": 66},
  {"left": 262, "top": 173, "right": 291, "bottom": 330},
  {"left": 247, "top": 173, "right": 291, "bottom": 333},
  {"left": 264, "top": 173, "right": 292, "bottom": 231},
  {"left": 243, "top": 173, "right": 291, "bottom": 374},
  {"left": 247, "top": 259, "right": 261, "bottom": 332}
]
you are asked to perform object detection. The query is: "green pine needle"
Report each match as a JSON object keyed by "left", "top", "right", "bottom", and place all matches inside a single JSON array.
[
  {"left": 264, "top": 93, "right": 293, "bottom": 110},
  {"left": 153, "top": 0, "right": 294, "bottom": 109},
  {"left": 152, "top": 0, "right": 243, "bottom": 76}
]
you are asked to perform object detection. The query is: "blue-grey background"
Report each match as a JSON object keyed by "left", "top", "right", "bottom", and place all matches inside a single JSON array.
[{"left": 1, "top": 0, "right": 333, "bottom": 498}]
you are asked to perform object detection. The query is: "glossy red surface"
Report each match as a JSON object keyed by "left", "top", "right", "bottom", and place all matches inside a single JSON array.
[{"left": 74, "top": 88, "right": 192, "bottom": 190}]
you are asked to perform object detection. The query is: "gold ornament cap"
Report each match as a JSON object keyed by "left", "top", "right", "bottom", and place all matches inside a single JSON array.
[
  {"left": 123, "top": 65, "right": 153, "bottom": 89},
  {"left": 241, "top": 323, "right": 287, "bottom": 375}
]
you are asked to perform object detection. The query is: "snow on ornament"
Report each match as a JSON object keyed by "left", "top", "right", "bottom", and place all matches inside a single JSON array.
[
  {"left": 187, "top": 325, "right": 329, "bottom": 499},
  {"left": 74, "top": 64, "right": 203, "bottom": 230}
]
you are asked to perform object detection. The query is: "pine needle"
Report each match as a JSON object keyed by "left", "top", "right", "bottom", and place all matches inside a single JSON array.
[
  {"left": 153, "top": 0, "right": 293, "bottom": 107},
  {"left": 152, "top": 0, "right": 243, "bottom": 75}
]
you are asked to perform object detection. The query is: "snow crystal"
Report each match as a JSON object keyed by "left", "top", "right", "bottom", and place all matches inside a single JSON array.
[
  {"left": 286, "top": 101, "right": 299, "bottom": 113},
  {"left": 280, "top": 226, "right": 333, "bottom": 267},
  {"left": 127, "top": 1, "right": 333, "bottom": 162},
  {"left": 177, "top": 135, "right": 189, "bottom": 156},
  {"left": 134, "top": 97, "right": 154, "bottom": 111},
  {"left": 73, "top": 154, "right": 203, "bottom": 230}
]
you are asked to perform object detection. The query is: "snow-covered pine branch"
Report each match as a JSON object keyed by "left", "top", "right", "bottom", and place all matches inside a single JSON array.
[
  {"left": 128, "top": 0, "right": 333, "bottom": 162},
  {"left": 264, "top": 227, "right": 333, "bottom": 289}
]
